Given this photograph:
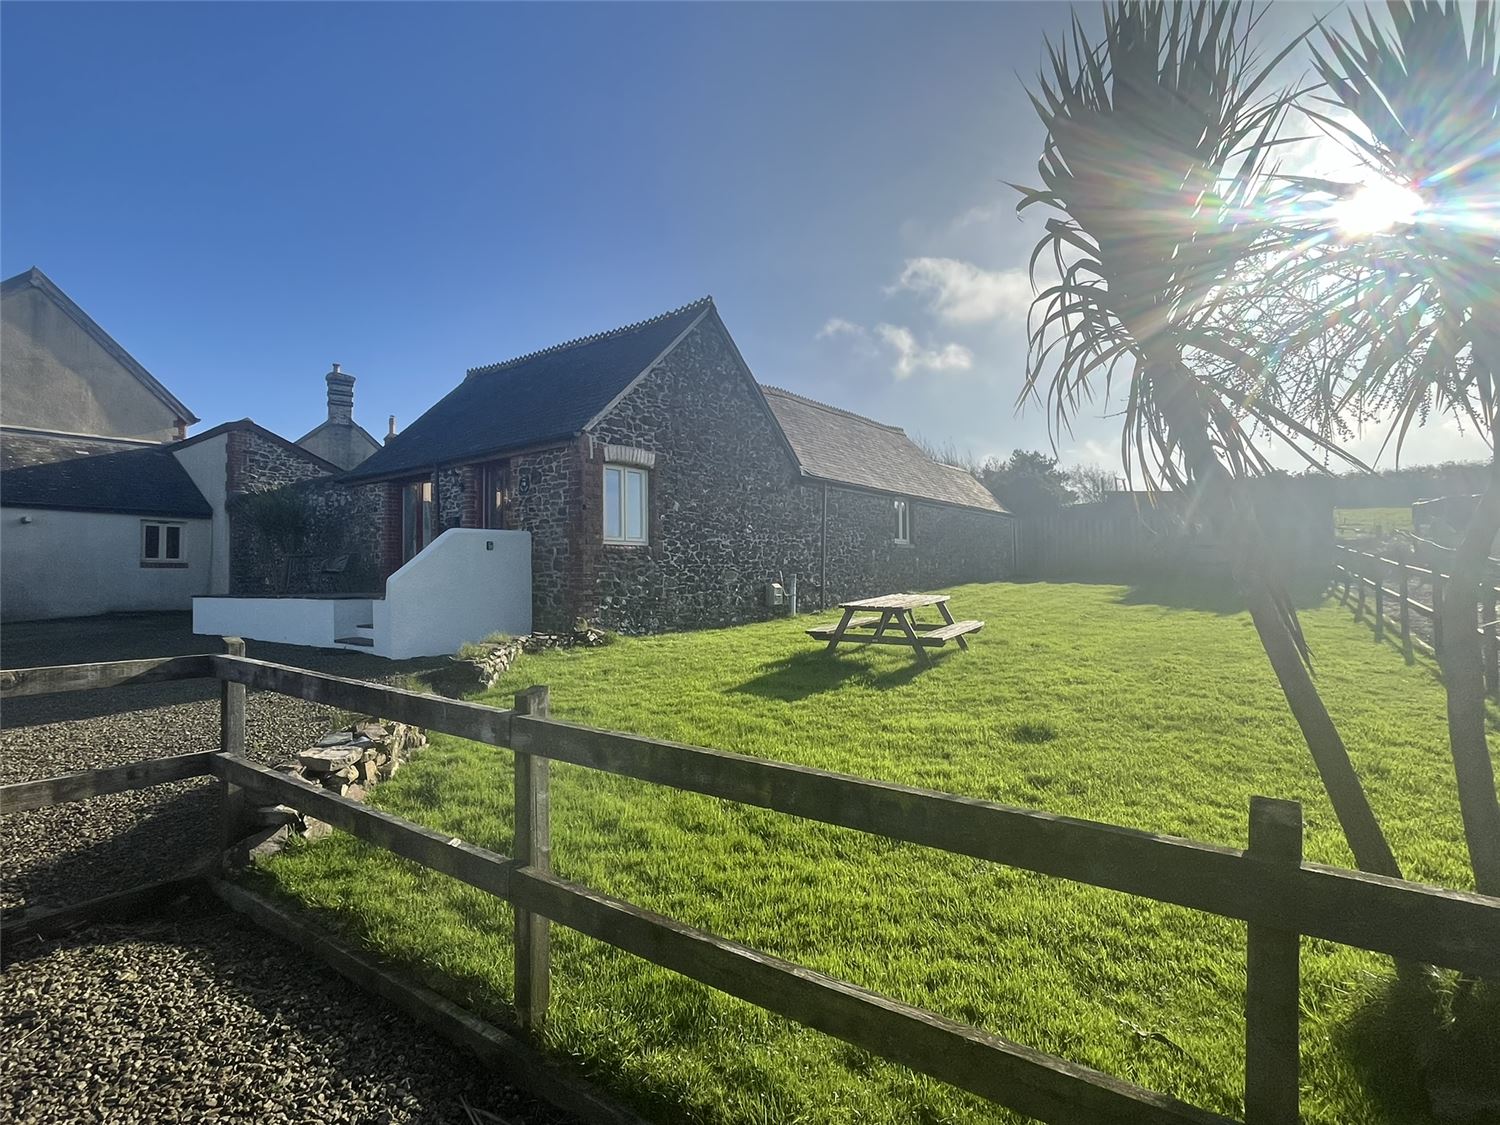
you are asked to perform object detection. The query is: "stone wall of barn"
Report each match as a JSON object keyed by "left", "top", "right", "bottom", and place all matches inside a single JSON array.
[
  {"left": 357, "top": 316, "right": 1014, "bottom": 635},
  {"left": 225, "top": 429, "right": 383, "bottom": 595},
  {"left": 568, "top": 318, "right": 821, "bottom": 633},
  {"left": 507, "top": 445, "right": 582, "bottom": 631},
  {"left": 229, "top": 475, "right": 385, "bottom": 595},
  {"left": 548, "top": 316, "right": 1015, "bottom": 633},
  {"left": 818, "top": 487, "right": 1014, "bottom": 608},
  {"left": 225, "top": 429, "right": 330, "bottom": 494}
]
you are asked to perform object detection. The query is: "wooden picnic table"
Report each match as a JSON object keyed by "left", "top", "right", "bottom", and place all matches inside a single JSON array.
[{"left": 806, "top": 593, "right": 983, "bottom": 663}]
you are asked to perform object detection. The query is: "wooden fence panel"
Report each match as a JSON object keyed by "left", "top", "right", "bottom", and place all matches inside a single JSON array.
[
  {"left": 0, "top": 751, "right": 221, "bottom": 813},
  {"left": 512, "top": 718, "right": 1500, "bottom": 976},
  {"left": 213, "top": 655, "right": 514, "bottom": 747},
  {"left": 211, "top": 755, "right": 516, "bottom": 900},
  {"left": 0, "top": 655, "right": 214, "bottom": 699},
  {"left": 1243, "top": 799, "right": 1302, "bottom": 1125},
  {"left": 509, "top": 868, "right": 1232, "bottom": 1125},
  {"left": 512, "top": 686, "right": 552, "bottom": 1035}
]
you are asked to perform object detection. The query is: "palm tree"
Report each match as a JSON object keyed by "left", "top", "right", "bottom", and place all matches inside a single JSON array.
[
  {"left": 1016, "top": 1, "right": 1405, "bottom": 878},
  {"left": 1277, "top": 0, "right": 1500, "bottom": 893}
]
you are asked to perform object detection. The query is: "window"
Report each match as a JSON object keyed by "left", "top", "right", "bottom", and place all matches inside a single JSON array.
[
  {"left": 894, "top": 499, "right": 911, "bottom": 545},
  {"left": 402, "top": 479, "right": 434, "bottom": 563},
  {"left": 603, "top": 464, "right": 649, "bottom": 545},
  {"left": 141, "top": 520, "right": 185, "bottom": 566}
]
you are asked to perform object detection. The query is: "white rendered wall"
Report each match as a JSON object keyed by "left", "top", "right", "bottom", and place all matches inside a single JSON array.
[
  {"left": 1, "top": 508, "right": 210, "bottom": 621},
  {"left": 192, "top": 596, "right": 341, "bottom": 647},
  {"left": 171, "top": 434, "right": 230, "bottom": 595},
  {"left": 375, "top": 528, "right": 532, "bottom": 659}
]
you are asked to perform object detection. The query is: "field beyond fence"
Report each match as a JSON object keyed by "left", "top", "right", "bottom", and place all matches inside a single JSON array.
[{"left": 3, "top": 626, "right": 1497, "bottom": 1125}]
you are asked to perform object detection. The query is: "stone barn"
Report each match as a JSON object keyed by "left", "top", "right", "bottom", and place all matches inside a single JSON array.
[{"left": 322, "top": 297, "right": 1014, "bottom": 634}]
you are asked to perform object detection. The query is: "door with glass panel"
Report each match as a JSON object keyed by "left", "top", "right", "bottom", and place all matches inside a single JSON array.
[
  {"left": 401, "top": 479, "right": 434, "bottom": 563},
  {"left": 479, "top": 461, "right": 509, "bottom": 530}
]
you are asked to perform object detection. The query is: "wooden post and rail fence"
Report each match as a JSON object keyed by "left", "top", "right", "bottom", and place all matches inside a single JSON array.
[
  {"left": 1332, "top": 543, "right": 1500, "bottom": 691},
  {"left": 3, "top": 647, "right": 1499, "bottom": 1125}
]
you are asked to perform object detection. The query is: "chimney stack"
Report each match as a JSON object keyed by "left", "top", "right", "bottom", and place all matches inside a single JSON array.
[
  {"left": 386, "top": 414, "right": 398, "bottom": 444},
  {"left": 326, "top": 363, "right": 355, "bottom": 425}
]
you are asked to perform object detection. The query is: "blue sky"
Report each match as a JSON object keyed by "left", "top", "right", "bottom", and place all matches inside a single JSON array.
[{"left": 2, "top": 2, "right": 1481, "bottom": 471}]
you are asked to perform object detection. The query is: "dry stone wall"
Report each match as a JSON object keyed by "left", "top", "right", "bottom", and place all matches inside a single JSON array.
[{"left": 229, "top": 718, "right": 427, "bottom": 864}]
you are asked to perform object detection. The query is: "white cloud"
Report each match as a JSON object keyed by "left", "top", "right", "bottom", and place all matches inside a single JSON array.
[
  {"left": 875, "top": 323, "right": 973, "bottom": 380},
  {"left": 950, "top": 201, "right": 1007, "bottom": 231},
  {"left": 816, "top": 317, "right": 866, "bottom": 340},
  {"left": 891, "top": 257, "right": 1031, "bottom": 324}
]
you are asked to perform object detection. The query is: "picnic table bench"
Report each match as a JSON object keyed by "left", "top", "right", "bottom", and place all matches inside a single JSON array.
[{"left": 807, "top": 593, "right": 983, "bottom": 663}]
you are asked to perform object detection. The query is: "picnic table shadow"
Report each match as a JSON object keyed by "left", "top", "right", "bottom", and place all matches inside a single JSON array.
[{"left": 730, "top": 646, "right": 954, "bottom": 702}]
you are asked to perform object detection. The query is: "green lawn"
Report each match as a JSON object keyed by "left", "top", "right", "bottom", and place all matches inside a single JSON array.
[
  {"left": 256, "top": 581, "right": 1487, "bottom": 1125},
  {"left": 1335, "top": 506, "right": 1414, "bottom": 538}
]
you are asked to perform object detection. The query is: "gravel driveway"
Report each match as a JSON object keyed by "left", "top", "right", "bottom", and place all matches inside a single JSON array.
[
  {"left": 2, "top": 912, "right": 573, "bottom": 1125},
  {"left": 2, "top": 613, "right": 445, "bottom": 914},
  {"left": 0, "top": 616, "right": 580, "bottom": 1125}
]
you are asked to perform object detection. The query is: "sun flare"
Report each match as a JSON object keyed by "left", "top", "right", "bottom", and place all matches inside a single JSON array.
[{"left": 1335, "top": 178, "right": 1424, "bottom": 235}]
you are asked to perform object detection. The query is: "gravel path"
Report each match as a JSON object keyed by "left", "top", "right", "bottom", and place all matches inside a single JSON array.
[
  {"left": 1, "top": 911, "right": 573, "bottom": 1125},
  {"left": 1, "top": 617, "right": 582, "bottom": 1125},
  {"left": 1, "top": 684, "right": 341, "bottom": 912},
  {"left": 1, "top": 615, "right": 446, "bottom": 914}
]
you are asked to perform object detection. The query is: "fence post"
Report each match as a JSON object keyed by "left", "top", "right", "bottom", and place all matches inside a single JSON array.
[
  {"left": 1486, "top": 588, "right": 1499, "bottom": 701},
  {"left": 1433, "top": 572, "right": 1445, "bottom": 655},
  {"left": 1245, "top": 796, "right": 1302, "bottom": 1125},
  {"left": 513, "top": 684, "right": 552, "bottom": 1036},
  {"left": 219, "top": 637, "right": 249, "bottom": 855},
  {"left": 1398, "top": 559, "right": 1412, "bottom": 659},
  {"left": 1373, "top": 559, "right": 1384, "bottom": 642}
]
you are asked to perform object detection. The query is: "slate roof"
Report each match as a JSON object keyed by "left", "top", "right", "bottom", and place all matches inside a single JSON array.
[
  {"left": 173, "top": 419, "right": 342, "bottom": 474},
  {"left": 344, "top": 298, "right": 714, "bottom": 481},
  {"left": 760, "top": 387, "right": 1007, "bottom": 513},
  {"left": 0, "top": 431, "right": 212, "bottom": 518}
]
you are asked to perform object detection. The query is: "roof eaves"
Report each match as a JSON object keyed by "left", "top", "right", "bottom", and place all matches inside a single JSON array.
[
  {"left": 2, "top": 267, "right": 200, "bottom": 425},
  {"left": 338, "top": 430, "right": 582, "bottom": 483},
  {"left": 803, "top": 472, "right": 1009, "bottom": 514},
  {"left": 0, "top": 424, "right": 163, "bottom": 448},
  {"left": 2, "top": 498, "right": 213, "bottom": 519}
]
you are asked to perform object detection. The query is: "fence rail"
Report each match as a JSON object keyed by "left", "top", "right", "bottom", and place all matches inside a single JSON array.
[
  {"left": 1333, "top": 545, "right": 1500, "bottom": 696},
  {"left": 4, "top": 650, "right": 1499, "bottom": 1125}
]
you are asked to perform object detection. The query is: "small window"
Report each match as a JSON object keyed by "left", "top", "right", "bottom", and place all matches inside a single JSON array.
[
  {"left": 141, "top": 520, "right": 186, "bottom": 565},
  {"left": 894, "top": 499, "right": 911, "bottom": 545},
  {"left": 604, "top": 464, "right": 649, "bottom": 545}
]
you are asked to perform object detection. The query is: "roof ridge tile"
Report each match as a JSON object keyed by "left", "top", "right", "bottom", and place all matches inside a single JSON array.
[
  {"left": 467, "top": 296, "right": 713, "bottom": 379},
  {"left": 758, "top": 384, "right": 904, "bottom": 433}
]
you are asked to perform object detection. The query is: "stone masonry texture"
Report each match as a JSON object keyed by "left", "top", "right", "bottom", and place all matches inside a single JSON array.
[{"left": 328, "top": 315, "right": 1014, "bottom": 632}]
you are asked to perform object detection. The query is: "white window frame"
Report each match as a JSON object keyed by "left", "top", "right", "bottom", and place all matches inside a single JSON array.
[
  {"left": 603, "top": 464, "right": 649, "bottom": 545},
  {"left": 141, "top": 520, "right": 186, "bottom": 566},
  {"left": 894, "top": 498, "right": 911, "bottom": 545}
]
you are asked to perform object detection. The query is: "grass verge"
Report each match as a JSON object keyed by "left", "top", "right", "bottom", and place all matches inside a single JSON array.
[{"left": 254, "top": 580, "right": 1491, "bottom": 1124}]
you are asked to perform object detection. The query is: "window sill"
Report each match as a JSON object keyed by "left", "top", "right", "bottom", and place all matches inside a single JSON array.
[
  {"left": 603, "top": 540, "right": 650, "bottom": 549},
  {"left": 893, "top": 541, "right": 914, "bottom": 549},
  {"left": 140, "top": 561, "right": 189, "bottom": 569}
]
